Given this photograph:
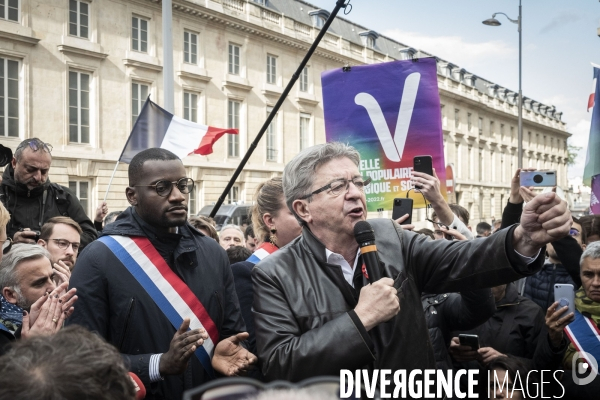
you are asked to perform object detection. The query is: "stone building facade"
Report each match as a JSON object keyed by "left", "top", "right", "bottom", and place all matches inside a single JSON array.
[{"left": 0, "top": 0, "right": 568, "bottom": 224}]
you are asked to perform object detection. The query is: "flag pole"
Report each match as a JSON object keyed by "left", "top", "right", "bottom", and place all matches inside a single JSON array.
[
  {"left": 210, "top": 0, "right": 351, "bottom": 218},
  {"left": 103, "top": 161, "right": 120, "bottom": 202}
]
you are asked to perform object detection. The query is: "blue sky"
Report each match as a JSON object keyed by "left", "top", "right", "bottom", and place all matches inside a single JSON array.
[{"left": 306, "top": 0, "right": 597, "bottom": 180}]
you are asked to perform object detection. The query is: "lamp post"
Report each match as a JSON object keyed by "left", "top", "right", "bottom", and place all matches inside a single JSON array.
[{"left": 483, "top": 0, "right": 522, "bottom": 169}]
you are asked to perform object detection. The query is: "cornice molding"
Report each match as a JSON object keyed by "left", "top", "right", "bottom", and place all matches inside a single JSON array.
[
  {"left": 58, "top": 44, "right": 108, "bottom": 59},
  {"left": 0, "top": 30, "right": 40, "bottom": 46}
]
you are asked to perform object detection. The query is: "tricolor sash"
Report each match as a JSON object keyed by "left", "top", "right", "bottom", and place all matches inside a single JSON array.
[
  {"left": 99, "top": 235, "right": 218, "bottom": 378},
  {"left": 246, "top": 242, "right": 278, "bottom": 265},
  {"left": 565, "top": 309, "right": 600, "bottom": 375}
]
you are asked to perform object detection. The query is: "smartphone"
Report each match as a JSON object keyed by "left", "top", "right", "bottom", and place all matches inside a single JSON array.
[
  {"left": 392, "top": 198, "right": 413, "bottom": 224},
  {"left": 554, "top": 283, "right": 575, "bottom": 315},
  {"left": 458, "top": 334, "right": 480, "bottom": 350},
  {"left": 520, "top": 170, "right": 557, "bottom": 187},
  {"left": 413, "top": 156, "right": 433, "bottom": 189}
]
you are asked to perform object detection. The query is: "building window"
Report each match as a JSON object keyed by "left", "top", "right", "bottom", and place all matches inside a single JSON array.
[
  {"left": 510, "top": 126, "right": 514, "bottom": 143},
  {"left": 227, "top": 185, "right": 239, "bottom": 204},
  {"left": 467, "top": 113, "right": 472, "bottom": 132},
  {"left": 266, "top": 54, "right": 277, "bottom": 85},
  {"left": 184, "top": 30, "right": 198, "bottom": 64},
  {"left": 0, "top": 57, "right": 19, "bottom": 137},
  {"left": 366, "top": 36, "right": 375, "bottom": 48},
  {"left": 312, "top": 14, "right": 326, "bottom": 28},
  {"left": 441, "top": 104, "right": 446, "bottom": 126},
  {"left": 228, "top": 100, "right": 240, "bottom": 157},
  {"left": 69, "top": 181, "right": 90, "bottom": 216},
  {"left": 266, "top": 107, "right": 277, "bottom": 162},
  {"left": 478, "top": 117, "right": 483, "bottom": 135},
  {"left": 479, "top": 149, "right": 484, "bottom": 181},
  {"left": 69, "top": 71, "right": 90, "bottom": 144},
  {"left": 188, "top": 184, "right": 197, "bottom": 215},
  {"left": 228, "top": 43, "right": 240, "bottom": 75},
  {"left": 299, "top": 113, "right": 311, "bottom": 150},
  {"left": 468, "top": 146, "right": 473, "bottom": 180},
  {"left": 0, "top": 0, "right": 18, "bottom": 22},
  {"left": 131, "top": 82, "right": 149, "bottom": 128},
  {"left": 454, "top": 109, "right": 459, "bottom": 129},
  {"left": 132, "top": 16, "right": 148, "bottom": 53},
  {"left": 69, "top": 1, "right": 89, "bottom": 39},
  {"left": 500, "top": 124, "right": 505, "bottom": 141},
  {"left": 490, "top": 121, "right": 494, "bottom": 136},
  {"left": 299, "top": 66, "right": 309, "bottom": 92},
  {"left": 183, "top": 92, "right": 198, "bottom": 122}
]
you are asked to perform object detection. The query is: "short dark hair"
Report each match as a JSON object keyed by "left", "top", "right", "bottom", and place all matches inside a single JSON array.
[
  {"left": 40, "top": 216, "right": 82, "bottom": 241},
  {"left": 579, "top": 215, "right": 600, "bottom": 245},
  {"left": 448, "top": 203, "right": 470, "bottom": 225},
  {"left": 485, "top": 355, "right": 532, "bottom": 398},
  {"left": 476, "top": 222, "right": 492, "bottom": 235},
  {"left": 128, "top": 148, "right": 180, "bottom": 186},
  {"left": 245, "top": 224, "right": 255, "bottom": 240},
  {"left": 226, "top": 245, "right": 252, "bottom": 264},
  {"left": 0, "top": 325, "right": 136, "bottom": 400}
]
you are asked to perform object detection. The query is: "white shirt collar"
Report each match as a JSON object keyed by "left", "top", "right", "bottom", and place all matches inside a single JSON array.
[{"left": 325, "top": 248, "right": 361, "bottom": 287}]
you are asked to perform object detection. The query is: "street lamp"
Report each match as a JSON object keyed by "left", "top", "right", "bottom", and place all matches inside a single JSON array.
[{"left": 483, "top": 0, "right": 523, "bottom": 169}]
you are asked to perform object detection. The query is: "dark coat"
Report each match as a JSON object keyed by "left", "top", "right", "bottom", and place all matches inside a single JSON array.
[
  {"left": 66, "top": 207, "right": 246, "bottom": 400},
  {"left": 524, "top": 262, "right": 576, "bottom": 311},
  {"left": 0, "top": 165, "right": 97, "bottom": 247},
  {"left": 252, "top": 218, "right": 544, "bottom": 385},
  {"left": 422, "top": 289, "right": 496, "bottom": 371},
  {"left": 229, "top": 260, "right": 256, "bottom": 354},
  {"left": 459, "top": 283, "right": 546, "bottom": 368}
]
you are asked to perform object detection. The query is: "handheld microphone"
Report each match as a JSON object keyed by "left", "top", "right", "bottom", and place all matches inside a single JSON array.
[
  {"left": 128, "top": 372, "right": 147, "bottom": 399},
  {"left": 353, "top": 221, "right": 383, "bottom": 283}
]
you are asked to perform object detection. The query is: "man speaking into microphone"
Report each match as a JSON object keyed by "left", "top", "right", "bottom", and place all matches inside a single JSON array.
[{"left": 252, "top": 142, "right": 571, "bottom": 383}]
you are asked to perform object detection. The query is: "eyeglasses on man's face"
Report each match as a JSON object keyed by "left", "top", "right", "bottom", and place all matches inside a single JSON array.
[
  {"left": 50, "top": 238, "right": 80, "bottom": 253},
  {"left": 135, "top": 177, "right": 195, "bottom": 197},
  {"left": 300, "top": 176, "right": 372, "bottom": 200}
]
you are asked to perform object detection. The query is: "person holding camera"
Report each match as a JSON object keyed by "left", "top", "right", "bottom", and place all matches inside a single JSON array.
[{"left": 0, "top": 138, "right": 97, "bottom": 249}]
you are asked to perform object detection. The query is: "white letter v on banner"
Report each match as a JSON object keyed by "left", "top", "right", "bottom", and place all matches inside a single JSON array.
[{"left": 354, "top": 72, "right": 421, "bottom": 162}]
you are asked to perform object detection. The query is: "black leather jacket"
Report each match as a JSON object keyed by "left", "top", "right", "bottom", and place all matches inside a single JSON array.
[{"left": 252, "top": 219, "right": 545, "bottom": 384}]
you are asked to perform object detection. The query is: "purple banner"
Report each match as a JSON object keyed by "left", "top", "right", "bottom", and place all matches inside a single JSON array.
[
  {"left": 591, "top": 175, "right": 600, "bottom": 215},
  {"left": 321, "top": 58, "right": 446, "bottom": 210}
]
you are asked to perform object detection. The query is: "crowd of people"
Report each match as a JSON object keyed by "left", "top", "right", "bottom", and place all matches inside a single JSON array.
[{"left": 0, "top": 138, "right": 598, "bottom": 400}]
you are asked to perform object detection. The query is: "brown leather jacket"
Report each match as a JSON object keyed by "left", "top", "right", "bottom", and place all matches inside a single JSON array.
[{"left": 252, "top": 219, "right": 544, "bottom": 383}]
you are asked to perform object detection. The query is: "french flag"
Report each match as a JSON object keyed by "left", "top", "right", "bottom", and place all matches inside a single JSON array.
[{"left": 119, "top": 97, "right": 238, "bottom": 163}]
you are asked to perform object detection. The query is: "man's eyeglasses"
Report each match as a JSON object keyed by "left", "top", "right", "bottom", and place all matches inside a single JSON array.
[
  {"left": 50, "top": 239, "right": 80, "bottom": 253},
  {"left": 300, "top": 176, "right": 372, "bottom": 200},
  {"left": 1, "top": 237, "right": 12, "bottom": 255},
  {"left": 17, "top": 139, "right": 53, "bottom": 154},
  {"left": 569, "top": 228, "right": 580, "bottom": 237},
  {"left": 135, "top": 177, "right": 195, "bottom": 197}
]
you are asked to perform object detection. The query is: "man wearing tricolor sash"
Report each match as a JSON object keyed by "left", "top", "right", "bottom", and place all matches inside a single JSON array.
[{"left": 67, "top": 149, "right": 256, "bottom": 399}]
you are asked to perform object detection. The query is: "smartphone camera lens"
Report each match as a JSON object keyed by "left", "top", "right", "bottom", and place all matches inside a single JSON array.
[{"left": 533, "top": 174, "right": 543, "bottom": 184}]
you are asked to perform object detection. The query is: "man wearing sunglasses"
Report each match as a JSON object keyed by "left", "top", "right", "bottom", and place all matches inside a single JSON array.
[
  {"left": 67, "top": 148, "right": 255, "bottom": 400},
  {"left": 252, "top": 142, "right": 571, "bottom": 384},
  {"left": 0, "top": 138, "right": 97, "bottom": 248}
]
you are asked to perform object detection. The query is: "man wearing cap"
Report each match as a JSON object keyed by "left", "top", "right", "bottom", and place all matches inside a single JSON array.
[{"left": 0, "top": 138, "right": 97, "bottom": 248}]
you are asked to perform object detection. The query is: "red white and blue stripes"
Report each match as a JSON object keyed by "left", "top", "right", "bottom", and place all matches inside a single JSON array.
[
  {"left": 565, "top": 309, "right": 600, "bottom": 376},
  {"left": 99, "top": 235, "right": 218, "bottom": 377}
]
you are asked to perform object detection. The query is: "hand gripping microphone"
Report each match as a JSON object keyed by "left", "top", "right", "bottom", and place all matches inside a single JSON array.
[{"left": 354, "top": 221, "right": 383, "bottom": 283}]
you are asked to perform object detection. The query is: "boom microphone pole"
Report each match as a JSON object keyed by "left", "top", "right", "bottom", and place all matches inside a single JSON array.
[{"left": 210, "top": 0, "right": 352, "bottom": 218}]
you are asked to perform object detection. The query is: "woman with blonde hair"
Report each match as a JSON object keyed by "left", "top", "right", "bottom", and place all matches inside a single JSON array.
[{"left": 230, "top": 177, "right": 302, "bottom": 375}]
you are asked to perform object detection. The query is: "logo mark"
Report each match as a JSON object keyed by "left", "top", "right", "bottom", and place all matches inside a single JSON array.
[
  {"left": 354, "top": 72, "right": 421, "bottom": 162},
  {"left": 572, "top": 351, "right": 598, "bottom": 385}
]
